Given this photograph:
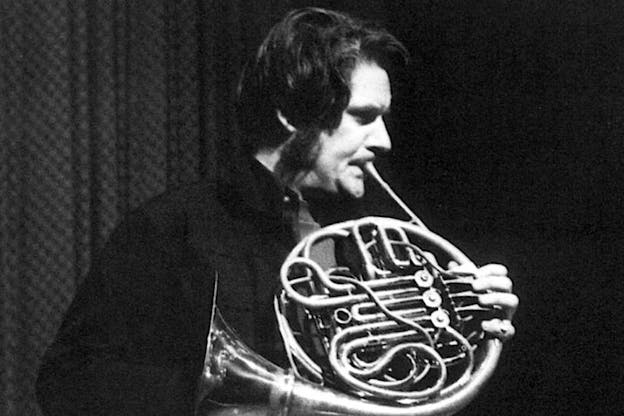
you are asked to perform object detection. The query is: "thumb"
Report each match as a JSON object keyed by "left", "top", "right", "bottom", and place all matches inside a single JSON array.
[{"left": 446, "top": 260, "right": 477, "bottom": 273}]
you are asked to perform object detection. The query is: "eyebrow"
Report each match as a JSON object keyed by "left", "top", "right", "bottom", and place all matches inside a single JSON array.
[{"left": 346, "top": 104, "right": 391, "bottom": 116}]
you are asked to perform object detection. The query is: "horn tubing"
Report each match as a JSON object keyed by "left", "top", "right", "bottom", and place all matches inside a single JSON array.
[
  {"left": 285, "top": 340, "right": 500, "bottom": 416},
  {"left": 196, "top": 308, "right": 501, "bottom": 416}
]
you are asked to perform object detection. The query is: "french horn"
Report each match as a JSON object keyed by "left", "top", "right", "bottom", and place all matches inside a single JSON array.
[{"left": 195, "top": 164, "right": 503, "bottom": 416}]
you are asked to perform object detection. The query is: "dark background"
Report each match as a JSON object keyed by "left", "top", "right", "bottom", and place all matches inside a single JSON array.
[{"left": 1, "top": 1, "right": 621, "bottom": 415}]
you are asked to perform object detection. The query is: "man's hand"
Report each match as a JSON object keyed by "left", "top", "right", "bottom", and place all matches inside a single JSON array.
[{"left": 448, "top": 261, "right": 518, "bottom": 341}]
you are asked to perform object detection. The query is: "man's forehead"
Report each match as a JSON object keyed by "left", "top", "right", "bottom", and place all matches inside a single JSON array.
[{"left": 348, "top": 62, "right": 392, "bottom": 112}]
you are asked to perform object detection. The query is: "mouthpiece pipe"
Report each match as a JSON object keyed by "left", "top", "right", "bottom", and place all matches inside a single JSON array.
[{"left": 364, "top": 164, "right": 429, "bottom": 231}]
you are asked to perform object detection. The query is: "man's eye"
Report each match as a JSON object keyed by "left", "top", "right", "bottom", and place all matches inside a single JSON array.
[{"left": 352, "top": 112, "right": 377, "bottom": 125}]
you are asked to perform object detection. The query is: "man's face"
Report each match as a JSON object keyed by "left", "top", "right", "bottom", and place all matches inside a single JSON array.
[{"left": 298, "top": 61, "right": 392, "bottom": 198}]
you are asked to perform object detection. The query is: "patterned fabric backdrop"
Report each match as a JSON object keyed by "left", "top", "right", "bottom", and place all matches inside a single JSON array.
[{"left": 0, "top": 1, "right": 298, "bottom": 414}]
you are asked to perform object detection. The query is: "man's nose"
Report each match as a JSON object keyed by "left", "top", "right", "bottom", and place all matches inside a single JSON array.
[{"left": 366, "top": 118, "right": 392, "bottom": 154}]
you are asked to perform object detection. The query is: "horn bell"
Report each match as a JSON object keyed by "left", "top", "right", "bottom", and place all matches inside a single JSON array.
[{"left": 195, "top": 307, "right": 501, "bottom": 416}]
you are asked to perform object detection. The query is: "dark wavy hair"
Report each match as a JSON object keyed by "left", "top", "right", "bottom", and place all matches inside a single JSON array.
[{"left": 236, "top": 7, "right": 408, "bottom": 155}]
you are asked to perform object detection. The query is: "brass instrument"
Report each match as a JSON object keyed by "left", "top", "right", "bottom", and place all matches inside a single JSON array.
[{"left": 195, "top": 165, "right": 503, "bottom": 416}]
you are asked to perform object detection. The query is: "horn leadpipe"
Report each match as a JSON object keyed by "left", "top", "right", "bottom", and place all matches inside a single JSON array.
[{"left": 364, "top": 163, "right": 429, "bottom": 231}]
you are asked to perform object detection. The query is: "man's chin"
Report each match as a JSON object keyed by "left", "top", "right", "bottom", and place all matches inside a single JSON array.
[{"left": 338, "top": 181, "right": 365, "bottom": 199}]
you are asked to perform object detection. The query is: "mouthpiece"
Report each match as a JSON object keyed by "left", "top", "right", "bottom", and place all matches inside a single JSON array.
[{"left": 364, "top": 163, "right": 429, "bottom": 230}]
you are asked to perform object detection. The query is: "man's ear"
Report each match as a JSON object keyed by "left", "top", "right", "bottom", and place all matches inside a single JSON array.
[{"left": 276, "top": 110, "right": 296, "bottom": 133}]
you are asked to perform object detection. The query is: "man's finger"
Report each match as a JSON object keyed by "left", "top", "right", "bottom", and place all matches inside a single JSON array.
[
  {"left": 472, "top": 275, "right": 513, "bottom": 292},
  {"left": 474, "top": 263, "right": 508, "bottom": 278},
  {"left": 479, "top": 293, "right": 519, "bottom": 319},
  {"left": 482, "top": 319, "right": 515, "bottom": 341},
  {"left": 446, "top": 260, "right": 477, "bottom": 273}
]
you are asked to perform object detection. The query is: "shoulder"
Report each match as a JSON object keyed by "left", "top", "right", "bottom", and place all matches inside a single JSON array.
[
  {"left": 107, "top": 180, "right": 221, "bottom": 251},
  {"left": 140, "top": 180, "right": 219, "bottom": 223}
]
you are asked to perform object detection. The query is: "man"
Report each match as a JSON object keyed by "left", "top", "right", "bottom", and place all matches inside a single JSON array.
[{"left": 37, "top": 8, "right": 517, "bottom": 415}]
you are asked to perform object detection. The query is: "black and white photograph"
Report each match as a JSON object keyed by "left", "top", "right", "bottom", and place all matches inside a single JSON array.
[{"left": 1, "top": 1, "right": 620, "bottom": 415}]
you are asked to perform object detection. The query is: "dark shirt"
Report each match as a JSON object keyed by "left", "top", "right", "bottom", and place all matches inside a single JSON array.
[{"left": 37, "top": 158, "right": 309, "bottom": 416}]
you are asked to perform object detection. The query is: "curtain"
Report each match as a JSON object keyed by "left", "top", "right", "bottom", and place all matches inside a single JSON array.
[{"left": 0, "top": 1, "right": 296, "bottom": 414}]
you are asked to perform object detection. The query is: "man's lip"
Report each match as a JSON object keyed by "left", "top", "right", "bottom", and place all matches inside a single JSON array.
[
  {"left": 349, "top": 160, "right": 375, "bottom": 175},
  {"left": 350, "top": 159, "right": 375, "bottom": 168}
]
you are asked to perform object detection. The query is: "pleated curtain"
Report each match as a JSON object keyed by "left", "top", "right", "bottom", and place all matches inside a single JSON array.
[{"left": 0, "top": 1, "right": 291, "bottom": 414}]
